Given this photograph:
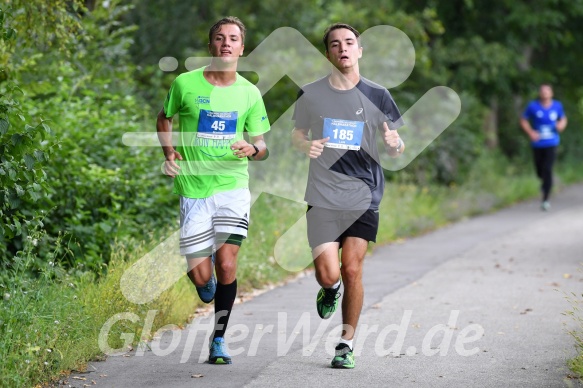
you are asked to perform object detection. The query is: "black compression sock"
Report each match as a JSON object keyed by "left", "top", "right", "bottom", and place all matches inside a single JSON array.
[{"left": 213, "top": 279, "right": 237, "bottom": 339}]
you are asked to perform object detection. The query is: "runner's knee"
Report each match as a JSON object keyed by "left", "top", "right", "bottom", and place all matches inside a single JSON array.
[
  {"left": 316, "top": 270, "right": 341, "bottom": 288},
  {"left": 215, "top": 257, "right": 237, "bottom": 279},
  {"left": 341, "top": 263, "right": 363, "bottom": 283}
]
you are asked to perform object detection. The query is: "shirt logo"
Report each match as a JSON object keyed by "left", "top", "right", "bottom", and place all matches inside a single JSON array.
[
  {"left": 196, "top": 96, "right": 210, "bottom": 104},
  {"left": 355, "top": 108, "right": 363, "bottom": 115},
  {"left": 261, "top": 116, "right": 268, "bottom": 121}
]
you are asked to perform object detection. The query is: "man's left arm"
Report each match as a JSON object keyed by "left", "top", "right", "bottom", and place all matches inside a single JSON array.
[
  {"left": 556, "top": 116, "right": 568, "bottom": 132},
  {"left": 557, "top": 103, "right": 568, "bottom": 132},
  {"left": 380, "top": 89, "right": 405, "bottom": 158},
  {"left": 383, "top": 122, "right": 405, "bottom": 158},
  {"left": 231, "top": 93, "right": 270, "bottom": 160},
  {"left": 231, "top": 135, "right": 268, "bottom": 160}
]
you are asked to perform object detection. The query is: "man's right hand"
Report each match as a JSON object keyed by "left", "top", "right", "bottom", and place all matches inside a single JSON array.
[
  {"left": 164, "top": 150, "right": 183, "bottom": 178},
  {"left": 528, "top": 131, "right": 540, "bottom": 142},
  {"left": 305, "top": 137, "right": 330, "bottom": 159}
]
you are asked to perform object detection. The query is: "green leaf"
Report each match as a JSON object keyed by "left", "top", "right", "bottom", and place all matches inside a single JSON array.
[
  {"left": 12, "top": 217, "right": 21, "bottom": 235},
  {"left": 14, "top": 184, "right": 24, "bottom": 196},
  {"left": 98, "top": 222, "right": 112, "bottom": 233},
  {"left": 0, "top": 118, "right": 8, "bottom": 135},
  {"left": 21, "top": 170, "right": 31, "bottom": 181},
  {"left": 8, "top": 196, "right": 19, "bottom": 209},
  {"left": 11, "top": 133, "right": 23, "bottom": 146},
  {"left": 3, "top": 28, "right": 15, "bottom": 41},
  {"left": 34, "top": 150, "right": 45, "bottom": 162},
  {"left": 23, "top": 154, "right": 35, "bottom": 170},
  {"left": 28, "top": 189, "right": 41, "bottom": 201}
]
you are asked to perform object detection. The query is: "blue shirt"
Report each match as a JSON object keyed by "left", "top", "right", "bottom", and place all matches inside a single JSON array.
[{"left": 522, "top": 100, "right": 565, "bottom": 148}]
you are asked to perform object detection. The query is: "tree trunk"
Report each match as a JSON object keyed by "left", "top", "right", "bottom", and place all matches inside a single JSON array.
[
  {"left": 514, "top": 45, "right": 533, "bottom": 120},
  {"left": 484, "top": 98, "right": 499, "bottom": 149}
]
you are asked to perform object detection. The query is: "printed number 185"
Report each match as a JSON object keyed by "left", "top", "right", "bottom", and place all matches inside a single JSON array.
[{"left": 332, "top": 128, "right": 353, "bottom": 141}]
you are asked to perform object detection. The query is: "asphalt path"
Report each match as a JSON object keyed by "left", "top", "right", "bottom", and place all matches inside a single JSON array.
[{"left": 67, "top": 184, "right": 583, "bottom": 387}]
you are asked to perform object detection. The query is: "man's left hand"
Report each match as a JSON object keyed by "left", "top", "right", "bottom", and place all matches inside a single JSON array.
[
  {"left": 231, "top": 141, "right": 256, "bottom": 158},
  {"left": 383, "top": 122, "right": 401, "bottom": 149}
]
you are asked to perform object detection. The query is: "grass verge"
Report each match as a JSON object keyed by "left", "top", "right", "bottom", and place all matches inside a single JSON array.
[
  {"left": 564, "top": 265, "right": 583, "bottom": 379},
  {"left": 564, "top": 287, "right": 583, "bottom": 379}
]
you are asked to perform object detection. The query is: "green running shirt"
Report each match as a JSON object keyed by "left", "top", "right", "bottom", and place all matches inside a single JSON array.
[{"left": 164, "top": 67, "right": 270, "bottom": 198}]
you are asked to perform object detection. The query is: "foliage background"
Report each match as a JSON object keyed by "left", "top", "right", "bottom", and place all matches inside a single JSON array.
[
  {"left": 1, "top": 0, "right": 583, "bottom": 385},
  {"left": 2, "top": 0, "right": 583, "bottom": 271}
]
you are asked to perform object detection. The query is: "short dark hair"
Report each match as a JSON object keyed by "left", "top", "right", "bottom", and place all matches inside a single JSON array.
[
  {"left": 322, "top": 23, "right": 361, "bottom": 51},
  {"left": 208, "top": 16, "right": 246, "bottom": 43}
]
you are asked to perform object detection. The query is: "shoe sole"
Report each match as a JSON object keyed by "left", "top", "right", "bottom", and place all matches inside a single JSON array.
[
  {"left": 331, "top": 353, "right": 354, "bottom": 369},
  {"left": 209, "top": 357, "right": 232, "bottom": 365},
  {"left": 317, "top": 311, "right": 335, "bottom": 319},
  {"left": 198, "top": 293, "right": 215, "bottom": 303},
  {"left": 199, "top": 294, "right": 215, "bottom": 303},
  {"left": 331, "top": 363, "right": 354, "bottom": 369}
]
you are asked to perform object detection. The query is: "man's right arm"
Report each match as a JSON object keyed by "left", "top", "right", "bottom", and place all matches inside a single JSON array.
[
  {"left": 519, "top": 116, "right": 540, "bottom": 142},
  {"left": 291, "top": 128, "right": 329, "bottom": 159},
  {"left": 291, "top": 88, "right": 329, "bottom": 159},
  {"left": 157, "top": 108, "right": 182, "bottom": 177},
  {"left": 519, "top": 105, "right": 539, "bottom": 142}
]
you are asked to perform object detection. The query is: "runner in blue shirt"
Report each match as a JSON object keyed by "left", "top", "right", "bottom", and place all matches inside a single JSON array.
[{"left": 520, "top": 84, "right": 568, "bottom": 211}]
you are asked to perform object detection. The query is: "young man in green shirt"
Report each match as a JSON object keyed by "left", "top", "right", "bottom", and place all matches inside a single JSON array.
[{"left": 156, "top": 16, "right": 270, "bottom": 365}]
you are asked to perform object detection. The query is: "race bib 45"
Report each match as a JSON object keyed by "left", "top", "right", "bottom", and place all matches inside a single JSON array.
[{"left": 197, "top": 110, "right": 238, "bottom": 139}]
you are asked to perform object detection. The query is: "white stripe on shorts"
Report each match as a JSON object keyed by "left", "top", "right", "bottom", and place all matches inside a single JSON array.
[{"left": 179, "top": 188, "right": 250, "bottom": 256}]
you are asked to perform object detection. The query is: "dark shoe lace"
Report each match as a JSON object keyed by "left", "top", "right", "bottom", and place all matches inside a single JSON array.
[{"left": 322, "top": 286, "right": 341, "bottom": 306}]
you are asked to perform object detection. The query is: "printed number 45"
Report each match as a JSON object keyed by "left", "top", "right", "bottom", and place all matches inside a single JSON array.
[
  {"left": 332, "top": 128, "right": 353, "bottom": 141},
  {"left": 211, "top": 120, "right": 225, "bottom": 131}
]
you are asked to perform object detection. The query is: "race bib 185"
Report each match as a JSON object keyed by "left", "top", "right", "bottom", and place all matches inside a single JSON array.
[
  {"left": 323, "top": 118, "right": 364, "bottom": 150},
  {"left": 197, "top": 110, "right": 238, "bottom": 139}
]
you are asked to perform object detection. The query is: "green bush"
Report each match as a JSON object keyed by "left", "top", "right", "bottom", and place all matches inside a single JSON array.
[
  {"left": 1, "top": 2, "right": 177, "bottom": 272},
  {"left": 0, "top": 7, "right": 57, "bottom": 269}
]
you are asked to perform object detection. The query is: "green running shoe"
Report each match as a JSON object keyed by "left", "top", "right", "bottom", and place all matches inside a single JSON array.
[
  {"left": 316, "top": 281, "right": 341, "bottom": 319},
  {"left": 209, "top": 337, "right": 232, "bottom": 364},
  {"left": 331, "top": 343, "right": 355, "bottom": 369}
]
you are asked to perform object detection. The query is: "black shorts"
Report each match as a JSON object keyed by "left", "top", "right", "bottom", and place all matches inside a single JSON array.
[{"left": 306, "top": 206, "right": 379, "bottom": 249}]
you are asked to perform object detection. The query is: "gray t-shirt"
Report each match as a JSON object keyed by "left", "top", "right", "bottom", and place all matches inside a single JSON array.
[{"left": 293, "top": 76, "right": 403, "bottom": 210}]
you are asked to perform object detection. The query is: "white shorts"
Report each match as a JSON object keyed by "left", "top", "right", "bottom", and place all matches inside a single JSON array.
[{"left": 179, "top": 188, "right": 250, "bottom": 256}]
